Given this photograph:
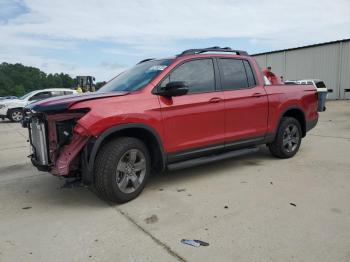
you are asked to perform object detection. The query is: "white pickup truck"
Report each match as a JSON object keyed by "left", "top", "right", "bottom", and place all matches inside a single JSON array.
[{"left": 0, "top": 88, "right": 77, "bottom": 122}]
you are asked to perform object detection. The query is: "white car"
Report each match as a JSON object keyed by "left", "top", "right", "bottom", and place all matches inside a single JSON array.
[
  {"left": 0, "top": 88, "right": 77, "bottom": 122},
  {"left": 295, "top": 79, "right": 328, "bottom": 93},
  {"left": 285, "top": 79, "right": 328, "bottom": 112}
]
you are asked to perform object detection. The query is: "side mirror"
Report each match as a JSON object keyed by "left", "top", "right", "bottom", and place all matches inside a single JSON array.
[{"left": 159, "top": 81, "right": 189, "bottom": 97}]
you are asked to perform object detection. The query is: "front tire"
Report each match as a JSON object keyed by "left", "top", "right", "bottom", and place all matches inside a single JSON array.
[
  {"left": 268, "top": 117, "right": 302, "bottom": 158},
  {"left": 9, "top": 109, "right": 23, "bottom": 122},
  {"left": 94, "top": 137, "right": 150, "bottom": 203}
]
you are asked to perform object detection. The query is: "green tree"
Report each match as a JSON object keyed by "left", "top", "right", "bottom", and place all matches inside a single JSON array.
[
  {"left": 14, "top": 84, "right": 25, "bottom": 96},
  {"left": 95, "top": 81, "right": 107, "bottom": 90},
  {"left": 0, "top": 63, "right": 78, "bottom": 97}
]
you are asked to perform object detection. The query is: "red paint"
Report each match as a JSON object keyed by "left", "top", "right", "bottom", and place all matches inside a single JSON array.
[
  {"left": 222, "top": 86, "right": 269, "bottom": 142},
  {"left": 158, "top": 92, "right": 226, "bottom": 152},
  {"left": 51, "top": 134, "right": 89, "bottom": 176},
  {"left": 33, "top": 53, "right": 318, "bottom": 176}
]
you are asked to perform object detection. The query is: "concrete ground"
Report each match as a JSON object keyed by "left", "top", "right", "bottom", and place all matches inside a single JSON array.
[{"left": 0, "top": 100, "right": 349, "bottom": 262}]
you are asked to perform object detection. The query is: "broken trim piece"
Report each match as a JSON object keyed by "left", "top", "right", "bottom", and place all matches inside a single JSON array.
[{"left": 51, "top": 133, "right": 89, "bottom": 176}]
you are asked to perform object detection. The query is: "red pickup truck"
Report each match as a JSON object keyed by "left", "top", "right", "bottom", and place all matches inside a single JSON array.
[{"left": 24, "top": 47, "right": 319, "bottom": 203}]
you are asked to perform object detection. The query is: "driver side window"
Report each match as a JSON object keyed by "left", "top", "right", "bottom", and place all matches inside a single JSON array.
[{"left": 159, "top": 59, "right": 215, "bottom": 94}]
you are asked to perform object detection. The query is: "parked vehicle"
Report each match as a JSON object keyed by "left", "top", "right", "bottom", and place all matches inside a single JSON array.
[
  {"left": 0, "top": 88, "right": 77, "bottom": 122},
  {"left": 0, "top": 96, "right": 17, "bottom": 101},
  {"left": 296, "top": 79, "right": 327, "bottom": 91},
  {"left": 296, "top": 79, "right": 327, "bottom": 111},
  {"left": 285, "top": 79, "right": 327, "bottom": 111},
  {"left": 284, "top": 80, "right": 298, "bottom": 85},
  {"left": 0, "top": 97, "right": 17, "bottom": 119},
  {"left": 23, "top": 47, "right": 319, "bottom": 203}
]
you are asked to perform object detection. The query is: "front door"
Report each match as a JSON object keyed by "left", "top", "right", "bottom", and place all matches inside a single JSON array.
[{"left": 157, "top": 58, "right": 225, "bottom": 160}]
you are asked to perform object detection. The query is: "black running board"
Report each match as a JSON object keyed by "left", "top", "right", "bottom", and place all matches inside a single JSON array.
[{"left": 167, "top": 147, "right": 259, "bottom": 171}]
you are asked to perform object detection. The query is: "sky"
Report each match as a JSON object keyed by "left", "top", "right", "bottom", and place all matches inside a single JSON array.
[{"left": 0, "top": 0, "right": 349, "bottom": 82}]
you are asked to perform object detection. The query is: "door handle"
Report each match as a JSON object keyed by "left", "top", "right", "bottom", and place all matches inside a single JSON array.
[
  {"left": 209, "top": 97, "right": 222, "bottom": 103},
  {"left": 252, "top": 92, "right": 264, "bottom": 98}
]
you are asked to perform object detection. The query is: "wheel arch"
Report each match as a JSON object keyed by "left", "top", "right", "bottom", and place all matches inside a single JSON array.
[
  {"left": 7, "top": 107, "right": 24, "bottom": 115},
  {"left": 7, "top": 107, "right": 24, "bottom": 121},
  {"left": 83, "top": 123, "right": 166, "bottom": 184},
  {"left": 279, "top": 106, "right": 306, "bottom": 137}
]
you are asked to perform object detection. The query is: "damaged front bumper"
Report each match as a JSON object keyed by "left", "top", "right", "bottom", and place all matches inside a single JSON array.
[{"left": 26, "top": 110, "right": 90, "bottom": 176}]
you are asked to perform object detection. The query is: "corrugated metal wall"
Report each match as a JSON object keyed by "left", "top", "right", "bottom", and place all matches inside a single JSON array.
[
  {"left": 340, "top": 41, "right": 350, "bottom": 99},
  {"left": 253, "top": 40, "right": 350, "bottom": 99}
]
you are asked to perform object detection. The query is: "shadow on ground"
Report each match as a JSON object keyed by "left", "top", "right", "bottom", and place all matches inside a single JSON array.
[
  {"left": 2, "top": 145, "right": 276, "bottom": 209},
  {"left": 148, "top": 145, "right": 274, "bottom": 186},
  {"left": 0, "top": 120, "right": 13, "bottom": 123}
]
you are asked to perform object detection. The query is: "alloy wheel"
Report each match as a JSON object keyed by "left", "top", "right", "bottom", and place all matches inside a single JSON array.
[
  {"left": 115, "top": 149, "right": 147, "bottom": 194},
  {"left": 282, "top": 124, "right": 300, "bottom": 153},
  {"left": 12, "top": 111, "right": 23, "bottom": 122}
]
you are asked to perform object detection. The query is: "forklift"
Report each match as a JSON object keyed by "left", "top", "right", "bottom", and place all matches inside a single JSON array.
[{"left": 75, "top": 76, "right": 96, "bottom": 93}]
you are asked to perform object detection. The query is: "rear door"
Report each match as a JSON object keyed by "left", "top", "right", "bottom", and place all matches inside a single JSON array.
[
  {"left": 217, "top": 58, "right": 269, "bottom": 144},
  {"left": 157, "top": 58, "right": 225, "bottom": 160}
]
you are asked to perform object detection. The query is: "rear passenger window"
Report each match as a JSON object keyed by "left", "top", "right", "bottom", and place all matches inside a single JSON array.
[
  {"left": 243, "top": 60, "right": 256, "bottom": 87},
  {"left": 218, "top": 59, "right": 249, "bottom": 90},
  {"left": 168, "top": 59, "right": 215, "bottom": 94}
]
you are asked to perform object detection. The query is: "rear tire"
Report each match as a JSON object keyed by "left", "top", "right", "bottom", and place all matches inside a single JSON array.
[
  {"left": 268, "top": 117, "right": 302, "bottom": 159},
  {"left": 94, "top": 137, "right": 150, "bottom": 203},
  {"left": 9, "top": 109, "right": 23, "bottom": 122}
]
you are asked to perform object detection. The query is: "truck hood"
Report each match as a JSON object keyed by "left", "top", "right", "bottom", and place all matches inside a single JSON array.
[{"left": 26, "top": 91, "right": 129, "bottom": 113}]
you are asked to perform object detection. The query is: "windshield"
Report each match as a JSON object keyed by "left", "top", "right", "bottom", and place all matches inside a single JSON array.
[
  {"left": 98, "top": 59, "right": 173, "bottom": 93},
  {"left": 19, "top": 91, "right": 36, "bottom": 100}
]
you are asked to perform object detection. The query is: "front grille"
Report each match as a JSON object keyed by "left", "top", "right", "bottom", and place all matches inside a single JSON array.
[{"left": 29, "top": 117, "right": 49, "bottom": 166}]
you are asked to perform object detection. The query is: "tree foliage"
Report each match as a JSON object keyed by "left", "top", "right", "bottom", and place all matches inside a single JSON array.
[
  {"left": 0, "top": 62, "right": 75, "bottom": 96},
  {"left": 95, "top": 81, "right": 107, "bottom": 90}
]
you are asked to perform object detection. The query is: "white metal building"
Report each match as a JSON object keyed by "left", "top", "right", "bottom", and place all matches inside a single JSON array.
[{"left": 253, "top": 39, "right": 350, "bottom": 100}]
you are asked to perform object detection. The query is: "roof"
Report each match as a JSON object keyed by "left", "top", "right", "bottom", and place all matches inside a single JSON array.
[
  {"left": 252, "top": 38, "right": 350, "bottom": 56},
  {"left": 38, "top": 88, "right": 74, "bottom": 91}
]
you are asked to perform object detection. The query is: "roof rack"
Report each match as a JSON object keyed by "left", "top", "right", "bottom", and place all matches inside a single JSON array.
[
  {"left": 137, "top": 58, "right": 155, "bottom": 64},
  {"left": 177, "top": 46, "right": 249, "bottom": 57}
]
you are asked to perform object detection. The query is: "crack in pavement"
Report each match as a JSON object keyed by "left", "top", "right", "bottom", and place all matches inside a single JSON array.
[
  {"left": 15, "top": 130, "right": 27, "bottom": 139},
  {"left": 111, "top": 205, "right": 187, "bottom": 262}
]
